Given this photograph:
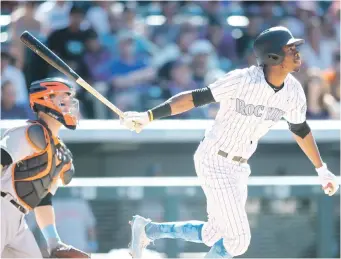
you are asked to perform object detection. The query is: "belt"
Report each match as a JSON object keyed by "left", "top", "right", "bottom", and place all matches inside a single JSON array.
[
  {"left": 1, "top": 191, "right": 27, "bottom": 214},
  {"left": 217, "top": 150, "right": 248, "bottom": 164}
]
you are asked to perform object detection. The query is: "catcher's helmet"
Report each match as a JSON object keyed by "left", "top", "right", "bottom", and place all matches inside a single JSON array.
[
  {"left": 29, "top": 78, "right": 79, "bottom": 130},
  {"left": 253, "top": 26, "right": 304, "bottom": 66}
]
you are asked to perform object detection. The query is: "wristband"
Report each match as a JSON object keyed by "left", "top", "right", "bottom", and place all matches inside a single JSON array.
[
  {"left": 41, "top": 224, "right": 61, "bottom": 242},
  {"left": 149, "top": 103, "right": 172, "bottom": 120},
  {"left": 316, "top": 163, "right": 327, "bottom": 174},
  {"left": 147, "top": 110, "right": 153, "bottom": 121}
]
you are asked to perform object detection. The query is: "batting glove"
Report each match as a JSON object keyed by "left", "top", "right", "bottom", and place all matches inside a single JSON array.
[
  {"left": 316, "top": 163, "right": 339, "bottom": 196},
  {"left": 120, "top": 111, "right": 150, "bottom": 133}
]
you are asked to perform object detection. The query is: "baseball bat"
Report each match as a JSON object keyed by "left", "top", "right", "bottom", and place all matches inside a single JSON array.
[{"left": 20, "top": 31, "right": 124, "bottom": 118}]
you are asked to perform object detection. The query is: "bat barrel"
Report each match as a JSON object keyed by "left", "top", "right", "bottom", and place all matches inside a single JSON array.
[
  {"left": 20, "top": 31, "right": 124, "bottom": 118},
  {"left": 20, "top": 31, "right": 79, "bottom": 80}
]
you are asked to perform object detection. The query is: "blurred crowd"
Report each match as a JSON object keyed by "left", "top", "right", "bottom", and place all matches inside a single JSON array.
[{"left": 1, "top": 0, "right": 340, "bottom": 120}]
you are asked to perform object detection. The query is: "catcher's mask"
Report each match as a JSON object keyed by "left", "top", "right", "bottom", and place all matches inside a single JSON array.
[{"left": 29, "top": 78, "right": 79, "bottom": 130}]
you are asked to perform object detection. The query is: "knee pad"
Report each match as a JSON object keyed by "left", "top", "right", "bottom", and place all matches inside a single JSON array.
[{"left": 223, "top": 233, "right": 251, "bottom": 257}]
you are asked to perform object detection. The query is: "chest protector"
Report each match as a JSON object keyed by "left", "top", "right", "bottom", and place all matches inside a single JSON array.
[{"left": 12, "top": 120, "right": 75, "bottom": 210}]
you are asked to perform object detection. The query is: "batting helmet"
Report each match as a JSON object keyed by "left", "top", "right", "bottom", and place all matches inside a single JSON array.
[
  {"left": 253, "top": 26, "right": 304, "bottom": 66},
  {"left": 29, "top": 78, "right": 79, "bottom": 130}
]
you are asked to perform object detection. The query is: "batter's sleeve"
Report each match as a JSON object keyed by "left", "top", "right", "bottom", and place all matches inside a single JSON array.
[
  {"left": 0, "top": 126, "right": 35, "bottom": 164},
  {"left": 283, "top": 84, "right": 307, "bottom": 124},
  {"left": 207, "top": 69, "right": 243, "bottom": 102}
]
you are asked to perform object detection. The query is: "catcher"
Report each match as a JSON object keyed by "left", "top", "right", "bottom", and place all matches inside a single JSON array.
[{"left": 1, "top": 77, "right": 90, "bottom": 258}]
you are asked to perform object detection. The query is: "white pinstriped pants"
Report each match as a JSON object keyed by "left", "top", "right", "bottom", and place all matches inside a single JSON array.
[{"left": 193, "top": 142, "right": 251, "bottom": 257}]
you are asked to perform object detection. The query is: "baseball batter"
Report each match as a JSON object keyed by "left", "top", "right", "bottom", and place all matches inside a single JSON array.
[
  {"left": 121, "top": 27, "right": 339, "bottom": 258},
  {"left": 1, "top": 78, "right": 89, "bottom": 258}
]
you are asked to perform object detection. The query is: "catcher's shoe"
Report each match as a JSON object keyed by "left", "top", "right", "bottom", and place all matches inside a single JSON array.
[{"left": 129, "top": 215, "right": 152, "bottom": 258}]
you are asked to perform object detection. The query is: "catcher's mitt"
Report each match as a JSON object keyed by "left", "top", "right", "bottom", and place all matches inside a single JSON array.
[{"left": 50, "top": 245, "right": 90, "bottom": 258}]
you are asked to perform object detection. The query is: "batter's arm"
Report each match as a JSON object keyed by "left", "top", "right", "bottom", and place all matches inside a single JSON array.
[
  {"left": 287, "top": 120, "right": 339, "bottom": 195},
  {"left": 122, "top": 70, "right": 244, "bottom": 132},
  {"left": 292, "top": 128, "right": 339, "bottom": 195},
  {"left": 121, "top": 70, "right": 242, "bottom": 131},
  {"left": 121, "top": 88, "right": 215, "bottom": 132},
  {"left": 284, "top": 82, "right": 339, "bottom": 195},
  {"left": 290, "top": 127, "right": 323, "bottom": 168},
  {"left": 146, "top": 69, "right": 242, "bottom": 120},
  {"left": 284, "top": 82, "right": 324, "bottom": 168},
  {"left": 148, "top": 87, "right": 215, "bottom": 120}
]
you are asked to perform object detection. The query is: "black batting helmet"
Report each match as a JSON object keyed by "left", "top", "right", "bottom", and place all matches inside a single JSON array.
[{"left": 253, "top": 26, "right": 304, "bottom": 66}]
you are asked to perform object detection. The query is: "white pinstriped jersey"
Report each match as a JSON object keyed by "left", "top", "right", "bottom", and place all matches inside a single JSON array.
[{"left": 202, "top": 65, "right": 307, "bottom": 159}]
